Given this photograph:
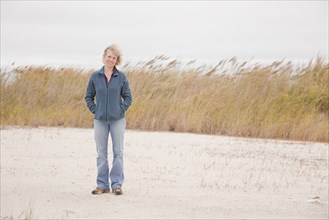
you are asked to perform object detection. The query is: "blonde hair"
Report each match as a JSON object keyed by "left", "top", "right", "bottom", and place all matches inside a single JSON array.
[{"left": 103, "top": 44, "right": 122, "bottom": 65}]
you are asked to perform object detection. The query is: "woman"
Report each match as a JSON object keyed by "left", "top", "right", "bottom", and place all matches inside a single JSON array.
[{"left": 85, "top": 44, "right": 132, "bottom": 195}]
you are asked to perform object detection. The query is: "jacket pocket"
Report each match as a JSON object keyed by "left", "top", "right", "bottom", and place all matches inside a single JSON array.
[
  {"left": 94, "top": 105, "right": 99, "bottom": 119},
  {"left": 120, "top": 104, "right": 125, "bottom": 116}
]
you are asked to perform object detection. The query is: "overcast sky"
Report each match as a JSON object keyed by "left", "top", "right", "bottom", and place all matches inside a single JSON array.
[{"left": 1, "top": 1, "right": 328, "bottom": 68}]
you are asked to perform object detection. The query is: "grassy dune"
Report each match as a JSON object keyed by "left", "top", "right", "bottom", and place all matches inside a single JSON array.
[{"left": 1, "top": 57, "right": 328, "bottom": 142}]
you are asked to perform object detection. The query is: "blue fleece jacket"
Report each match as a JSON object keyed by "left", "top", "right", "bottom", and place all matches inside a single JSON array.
[{"left": 85, "top": 66, "right": 132, "bottom": 121}]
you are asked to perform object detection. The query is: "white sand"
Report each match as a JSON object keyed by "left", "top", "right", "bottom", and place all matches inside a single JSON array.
[{"left": 1, "top": 127, "right": 328, "bottom": 219}]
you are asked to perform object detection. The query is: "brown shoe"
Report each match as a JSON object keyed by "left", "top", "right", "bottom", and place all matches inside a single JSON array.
[
  {"left": 91, "top": 187, "right": 110, "bottom": 195},
  {"left": 112, "top": 187, "right": 123, "bottom": 195}
]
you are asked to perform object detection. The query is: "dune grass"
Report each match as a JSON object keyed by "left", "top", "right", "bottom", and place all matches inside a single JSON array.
[{"left": 1, "top": 57, "right": 328, "bottom": 142}]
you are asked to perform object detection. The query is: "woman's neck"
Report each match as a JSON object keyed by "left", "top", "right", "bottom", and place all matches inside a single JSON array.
[{"left": 104, "top": 66, "right": 114, "bottom": 76}]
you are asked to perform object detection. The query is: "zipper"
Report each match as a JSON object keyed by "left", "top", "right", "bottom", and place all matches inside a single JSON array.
[
  {"left": 105, "top": 72, "right": 117, "bottom": 121},
  {"left": 106, "top": 75, "right": 113, "bottom": 121},
  {"left": 106, "top": 85, "right": 108, "bottom": 121},
  {"left": 104, "top": 74, "right": 109, "bottom": 122}
]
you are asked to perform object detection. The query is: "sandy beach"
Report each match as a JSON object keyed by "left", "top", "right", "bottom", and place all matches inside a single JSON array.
[{"left": 1, "top": 127, "right": 328, "bottom": 219}]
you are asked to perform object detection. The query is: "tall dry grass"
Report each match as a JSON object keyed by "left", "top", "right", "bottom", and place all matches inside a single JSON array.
[{"left": 1, "top": 57, "right": 328, "bottom": 142}]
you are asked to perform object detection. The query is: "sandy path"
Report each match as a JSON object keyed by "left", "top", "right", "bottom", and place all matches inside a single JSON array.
[{"left": 1, "top": 127, "right": 328, "bottom": 219}]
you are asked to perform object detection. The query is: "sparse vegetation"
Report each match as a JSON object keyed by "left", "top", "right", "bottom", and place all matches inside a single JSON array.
[{"left": 1, "top": 56, "right": 328, "bottom": 142}]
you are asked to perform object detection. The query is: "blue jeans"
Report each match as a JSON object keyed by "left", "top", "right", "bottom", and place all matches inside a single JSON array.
[{"left": 94, "top": 118, "right": 125, "bottom": 189}]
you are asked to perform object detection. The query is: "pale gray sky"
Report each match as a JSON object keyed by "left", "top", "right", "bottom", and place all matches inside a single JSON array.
[{"left": 1, "top": 1, "right": 328, "bottom": 68}]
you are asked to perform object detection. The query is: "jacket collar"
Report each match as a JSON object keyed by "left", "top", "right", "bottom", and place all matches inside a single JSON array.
[{"left": 98, "top": 66, "right": 119, "bottom": 76}]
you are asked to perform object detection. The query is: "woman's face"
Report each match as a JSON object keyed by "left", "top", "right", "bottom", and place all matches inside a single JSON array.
[{"left": 103, "top": 50, "right": 117, "bottom": 68}]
